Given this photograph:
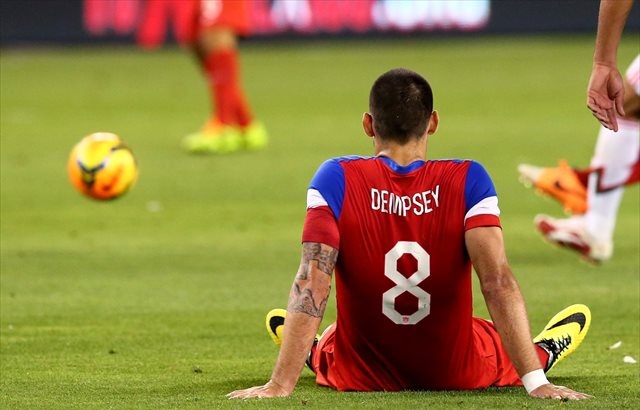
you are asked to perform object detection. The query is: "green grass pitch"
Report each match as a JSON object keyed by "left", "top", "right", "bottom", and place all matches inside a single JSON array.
[{"left": 1, "top": 36, "right": 638, "bottom": 409}]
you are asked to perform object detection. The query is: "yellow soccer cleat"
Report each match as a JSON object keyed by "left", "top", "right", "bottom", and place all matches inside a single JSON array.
[
  {"left": 266, "top": 308, "right": 287, "bottom": 347},
  {"left": 182, "top": 120, "right": 242, "bottom": 154},
  {"left": 533, "top": 304, "right": 591, "bottom": 372},
  {"left": 518, "top": 160, "right": 587, "bottom": 215},
  {"left": 265, "top": 308, "right": 320, "bottom": 371},
  {"left": 242, "top": 121, "right": 269, "bottom": 151}
]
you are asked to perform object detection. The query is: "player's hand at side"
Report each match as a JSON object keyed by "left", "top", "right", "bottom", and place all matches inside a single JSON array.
[
  {"left": 226, "top": 379, "right": 291, "bottom": 399},
  {"left": 529, "top": 383, "right": 593, "bottom": 401},
  {"left": 587, "top": 63, "right": 626, "bottom": 131}
]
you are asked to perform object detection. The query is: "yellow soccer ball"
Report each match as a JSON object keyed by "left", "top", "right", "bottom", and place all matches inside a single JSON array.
[{"left": 67, "top": 132, "right": 138, "bottom": 200}]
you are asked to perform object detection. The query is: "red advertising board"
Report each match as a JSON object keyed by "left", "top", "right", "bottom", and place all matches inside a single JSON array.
[{"left": 83, "top": 0, "right": 491, "bottom": 48}]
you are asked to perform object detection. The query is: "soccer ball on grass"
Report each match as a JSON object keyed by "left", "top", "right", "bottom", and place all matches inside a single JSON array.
[{"left": 67, "top": 132, "right": 138, "bottom": 200}]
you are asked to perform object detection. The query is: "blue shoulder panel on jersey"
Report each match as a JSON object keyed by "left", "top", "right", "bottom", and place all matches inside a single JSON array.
[
  {"left": 464, "top": 161, "right": 497, "bottom": 212},
  {"left": 309, "top": 157, "right": 352, "bottom": 219}
]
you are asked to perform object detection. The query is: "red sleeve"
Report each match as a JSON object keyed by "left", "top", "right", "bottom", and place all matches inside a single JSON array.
[
  {"left": 302, "top": 206, "right": 340, "bottom": 249},
  {"left": 464, "top": 214, "right": 502, "bottom": 231}
]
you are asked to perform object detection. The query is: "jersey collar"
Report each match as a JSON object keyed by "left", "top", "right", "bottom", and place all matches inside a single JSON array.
[{"left": 377, "top": 156, "right": 426, "bottom": 174}]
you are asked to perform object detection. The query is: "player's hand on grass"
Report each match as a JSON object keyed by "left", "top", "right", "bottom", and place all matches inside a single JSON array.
[
  {"left": 529, "top": 383, "right": 593, "bottom": 401},
  {"left": 226, "top": 379, "right": 291, "bottom": 399},
  {"left": 587, "top": 63, "right": 625, "bottom": 132}
]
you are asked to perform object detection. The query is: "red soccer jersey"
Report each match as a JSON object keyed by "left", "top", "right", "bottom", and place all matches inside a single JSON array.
[{"left": 302, "top": 156, "right": 502, "bottom": 391}]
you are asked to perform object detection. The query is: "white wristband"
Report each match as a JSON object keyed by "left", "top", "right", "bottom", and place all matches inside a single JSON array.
[{"left": 521, "top": 369, "right": 549, "bottom": 394}]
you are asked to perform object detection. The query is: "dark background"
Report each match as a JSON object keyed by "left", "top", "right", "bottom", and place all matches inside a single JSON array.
[{"left": 2, "top": 0, "right": 639, "bottom": 45}]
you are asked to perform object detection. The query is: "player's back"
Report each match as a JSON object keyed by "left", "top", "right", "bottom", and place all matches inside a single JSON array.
[{"left": 310, "top": 155, "right": 500, "bottom": 391}]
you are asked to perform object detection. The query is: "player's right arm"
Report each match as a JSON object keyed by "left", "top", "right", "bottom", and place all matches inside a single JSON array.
[
  {"left": 226, "top": 241, "right": 337, "bottom": 399},
  {"left": 270, "top": 241, "right": 336, "bottom": 394},
  {"left": 465, "top": 227, "right": 591, "bottom": 400},
  {"left": 228, "top": 160, "right": 342, "bottom": 399},
  {"left": 587, "top": 0, "right": 634, "bottom": 130},
  {"left": 593, "top": 0, "right": 634, "bottom": 67}
]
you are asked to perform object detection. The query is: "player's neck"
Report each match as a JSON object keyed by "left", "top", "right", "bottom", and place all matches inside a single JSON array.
[{"left": 374, "top": 139, "right": 427, "bottom": 166}]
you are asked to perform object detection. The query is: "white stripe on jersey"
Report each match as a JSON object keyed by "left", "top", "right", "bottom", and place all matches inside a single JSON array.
[
  {"left": 464, "top": 196, "right": 500, "bottom": 223},
  {"left": 307, "top": 188, "right": 328, "bottom": 209}
]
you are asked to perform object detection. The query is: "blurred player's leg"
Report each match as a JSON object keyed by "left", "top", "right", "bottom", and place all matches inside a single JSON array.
[
  {"left": 583, "top": 56, "right": 640, "bottom": 256},
  {"left": 183, "top": 28, "right": 243, "bottom": 153},
  {"left": 182, "top": 0, "right": 268, "bottom": 154},
  {"left": 518, "top": 160, "right": 587, "bottom": 214},
  {"left": 534, "top": 124, "right": 638, "bottom": 262},
  {"left": 584, "top": 120, "right": 639, "bottom": 252},
  {"left": 528, "top": 56, "right": 639, "bottom": 263}
]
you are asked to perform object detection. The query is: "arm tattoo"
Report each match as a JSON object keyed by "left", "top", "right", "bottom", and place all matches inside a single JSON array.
[
  {"left": 288, "top": 242, "right": 338, "bottom": 318},
  {"left": 297, "top": 243, "right": 338, "bottom": 280},
  {"left": 290, "top": 283, "right": 329, "bottom": 318}
]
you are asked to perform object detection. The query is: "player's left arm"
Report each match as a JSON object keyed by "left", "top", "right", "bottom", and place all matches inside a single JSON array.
[
  {"left": 226, "top": 241, "right": 337, "bottom": 399},
  {"left": 466, "top": 227, "right": 542, "bottom": 375},
  {"left": 466, "top": 227, "right": 591, "bottom": 400}
]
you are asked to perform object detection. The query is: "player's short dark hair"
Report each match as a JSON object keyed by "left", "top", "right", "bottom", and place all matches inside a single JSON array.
[{"left": 369, "top": 68, "right": 433, "bottom": 144}]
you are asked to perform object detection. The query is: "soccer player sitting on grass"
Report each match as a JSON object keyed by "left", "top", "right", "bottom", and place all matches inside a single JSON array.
[{"left": 227, "top": 68, "right": 592, "bottom": 400}]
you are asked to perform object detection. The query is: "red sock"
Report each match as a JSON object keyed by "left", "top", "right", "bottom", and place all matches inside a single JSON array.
[
  {"left": 535, "top": 344, "right": 550, "bottom": 370},
  {"left": 233, "top": 86, "right": 253, "bottom": 128},
  {"left": 203, "top": 49, "right": 253, "bottom": 127}
]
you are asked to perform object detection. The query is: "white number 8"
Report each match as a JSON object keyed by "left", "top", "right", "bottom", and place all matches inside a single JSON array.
[{"left": 382, "top": 241, "right": 431, "bottom": 325}]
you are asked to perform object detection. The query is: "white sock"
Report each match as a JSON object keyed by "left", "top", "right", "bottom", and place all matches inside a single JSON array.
[{"left": 585, "top": 122, "right": 640, "bottom": 244}]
